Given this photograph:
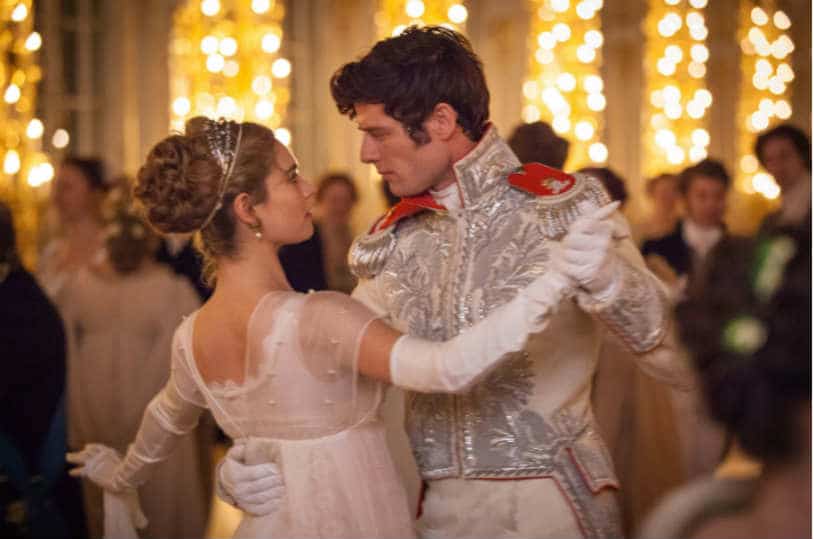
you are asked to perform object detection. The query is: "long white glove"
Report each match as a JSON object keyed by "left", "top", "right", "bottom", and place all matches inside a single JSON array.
[
  {"left": 67, "top": 444, "right": 148, "bottom": 538},
  {"left": 549, "top": 201, "right": 621, "bottom": 302},
  {"left": 389, "top": 201, "right": 621, "bottom": 394},
  {"left": 217, "top": 439, "right": 286, "bottom": 516},
  {"left": 390, "top": 262, "right": 572, "bottom": 393}
]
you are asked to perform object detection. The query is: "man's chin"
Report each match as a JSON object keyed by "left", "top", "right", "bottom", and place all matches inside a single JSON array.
[{"left": 388, "top": 183, "right": 421, "bottom": 199}]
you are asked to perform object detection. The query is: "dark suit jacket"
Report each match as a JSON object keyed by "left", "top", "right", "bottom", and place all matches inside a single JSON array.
[
  {"left": 641, "top": 222, "right": 693, "bottom": 277},
  {"left": 279, "top": 226, "right": 328, "bottom": 293},
  {"left": 155, "top": 239, "right": 211, "bottom": 301}
]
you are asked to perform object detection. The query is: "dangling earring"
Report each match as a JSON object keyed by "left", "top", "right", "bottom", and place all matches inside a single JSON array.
[{"left": 249, "top": 222, "right": 263, "bottom": 239}]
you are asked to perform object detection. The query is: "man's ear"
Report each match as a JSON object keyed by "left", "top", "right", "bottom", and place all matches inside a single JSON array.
[
  {"left": 425, "top": 103, "right": 459, "bottom": 141},
  {"left": 232, "top": 192, "right": 257, "bottom": 227}
]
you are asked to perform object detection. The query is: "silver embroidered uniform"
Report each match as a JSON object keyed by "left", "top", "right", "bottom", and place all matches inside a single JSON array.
[{"left": 350, "top": 127, "right": 689, "bottom": 539}]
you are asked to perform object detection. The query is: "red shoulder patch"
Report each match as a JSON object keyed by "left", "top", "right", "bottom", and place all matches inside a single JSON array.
[
  {"left": 508, "top": 162, "right": 577, "bottom": 197},
  {"left": 370, "top": 193, "right": 446, "bottom": 233}
]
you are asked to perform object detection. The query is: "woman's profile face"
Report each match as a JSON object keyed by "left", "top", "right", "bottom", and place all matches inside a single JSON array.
[
  {"left": 53, "top": 164, "right": 99, "bottom": 222},
  {"left": 253, "top": 142, "right": 317, "bottom": 246}
]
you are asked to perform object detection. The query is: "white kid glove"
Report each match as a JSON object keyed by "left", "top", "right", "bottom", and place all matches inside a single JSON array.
[
  {"left": 551, "top": 201, "right": 621, "bottom": 302},
  {"left": 67, "top": 444, "right": 148, "bottom": 536},
  {"left": 217, "top": 439, "right": 286, "bottom": 516},
  {"left": 67, "top": 443, "right": 125, "bottom": 492}
]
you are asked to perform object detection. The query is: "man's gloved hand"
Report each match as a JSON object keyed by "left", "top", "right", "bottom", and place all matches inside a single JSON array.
[
  {"left": 217, "top": 440, "right": 286, "bottom": 516},
  {"left": 552, "top": 201, "right": 621, "bottom": 301}
]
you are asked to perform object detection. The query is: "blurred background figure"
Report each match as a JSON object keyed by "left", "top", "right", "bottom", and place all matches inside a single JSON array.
[
  {"left": 508, "top": 121, "right": 570, "bottom": 168},
  {"left": 579, "top": 166, "right": 686, "bottom": 535},
  {"left": 643, "top": 158, "right": 732, "bottom": 481},
  {"left": 642, "top": 159, "right": 731, "bottom": 292},
  {"left": 60, "top": 187, "right": 211, "bottom": 538},
  {"left": 38, "top": 157, "right": 109, "bottom": 305},
  {"left": 280, "top": 172, "right": 358, "bottom": 293},
  {"left": 640, "top": 227, "right": 811, "bottom": 539},
  {"left": 155, "top": 232, "right": 211, "bottom": 301},
  {"left": 579, "top": 166, "right": 629, "bottom": 208},
  {"left": 633, "top": 173, "right": 682, "bottom": 245},
  {"left": 754, "top": 124, "right": 811, "bottom": 229},
  {"left": 0, "top": 201, "right": 87, "bottom": 539}
]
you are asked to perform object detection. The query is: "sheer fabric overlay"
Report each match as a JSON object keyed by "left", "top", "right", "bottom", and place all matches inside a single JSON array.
[{"left": 114, "top": 290, "right": 415, "bottom": 538}]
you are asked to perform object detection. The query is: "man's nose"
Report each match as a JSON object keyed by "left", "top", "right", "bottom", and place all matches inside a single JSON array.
[{"left": 360, "top": 135, "right": 378, "bottom": 164}]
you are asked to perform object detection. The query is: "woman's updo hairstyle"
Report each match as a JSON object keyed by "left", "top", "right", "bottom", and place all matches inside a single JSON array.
[{"left": 135, "top": 117, "right": 277, "bottom": 275}]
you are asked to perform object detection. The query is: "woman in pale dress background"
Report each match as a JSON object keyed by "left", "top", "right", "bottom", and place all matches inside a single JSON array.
[
  {"left": 65, "top": 117, "right": 606, "bottom": 538},
  {"left": 60, "top": 190, "right": 212, "bottom": 538},
  {"left": 38, "top": 157, "right": 109, "bottom": 304}
]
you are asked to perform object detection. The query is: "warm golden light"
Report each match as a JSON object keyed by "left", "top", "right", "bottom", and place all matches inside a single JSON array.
[
  {"left": 261, "top": 32, "right": 281, "bottom": 53},
  {"left": 376, "top": 1, "right": 468, "bottom": 40},
  {"left": 405, "top": 0, "right": 425, "bottom": 18},
  {"left": 736, "top": 0, "right": 795, "bottom": 201},
  {"left": 2, "top": 0, "right": 55, "bottom": 268},
  {"left": 52, "top": 129, "right": 70, "bottom": 149},
  {"left": 27, "top": 162, "right": 54, "bottom": 187},
  {"left": 11, "top": 3, "right": 27, "bottom": 21},
  {"left": 251, "top": 0, "right": 271, "bottom": 14},
  {"left": 524, "top": 0, "right": 606, "bottom": 168},
  {"left": 275, "top": 127, "right": 292, "bottom": 146},
  {"left": 642, "top": 1, "right": 711, "bottom": 176},
  {"left": 3, "top": 150, "right": 21, "bottom": 175},
  {"left": 4, "top": 84, "right": 21, "bottom": 104},
  {"left": 271, "top": 58, "right": 291, "bottom": 78},
  {"left": 448, "top": 4, "right": 468, "bottom": 24},
  {"left": 26, "top": 118, "right": 44, "bottom": 139},
  {"left": 171, "top": 0, "right": 291, "bottom": 140},
  {"left": 24, "top": 31, "right": 42, "bottom": 51},
  {"left": 201, "top": 0, "right": 221, "bottom": 17},
  {"left": 588, "top": 142, "right": 608, "bottom": 163}
]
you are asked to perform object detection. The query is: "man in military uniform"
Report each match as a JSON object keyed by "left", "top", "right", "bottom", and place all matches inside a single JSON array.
[{"left": 220, "top": 26, "right": 691, "bottom": 538}]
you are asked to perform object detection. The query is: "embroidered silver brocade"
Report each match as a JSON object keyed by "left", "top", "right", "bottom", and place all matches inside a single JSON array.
[
  {"left": 535, "top": 172, "right": 612, "bottom": 240},
  {"left": 348, "top": 227, "right": 396, "bottom": 279},
  {"left": 578, "top": 258, "right": 669, "bottom": 353}
]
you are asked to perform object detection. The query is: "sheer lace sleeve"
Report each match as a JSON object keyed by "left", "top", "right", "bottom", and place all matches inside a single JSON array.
[
  {"left": 112, "top": 326, "right": 206, "bottom": 489},
  {"left": 297, "top": 291, "right": 380, "bottom": 373}
]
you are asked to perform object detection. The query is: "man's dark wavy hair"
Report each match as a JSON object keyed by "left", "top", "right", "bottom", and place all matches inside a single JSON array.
[{"left": 330, "top": 25, "right": 490, "bottom": 144}]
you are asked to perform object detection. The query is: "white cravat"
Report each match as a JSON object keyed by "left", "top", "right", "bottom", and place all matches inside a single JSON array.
[
  {"left": 430, "top": 182, "right": 462, "bottom": 211},
  {"left": 682, "top": 219, "right": 722, "bottom": 261}
]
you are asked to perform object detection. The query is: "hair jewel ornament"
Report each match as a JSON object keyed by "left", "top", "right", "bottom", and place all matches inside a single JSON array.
[
  {"left": 752, "top": 234, "right": 796, "bottom": 303},
  {"left": 721, "top": 314, "right": 768, "bottom": 357},
  {"left": 200, "top": 118, "right": 244, "bottom": 230}
]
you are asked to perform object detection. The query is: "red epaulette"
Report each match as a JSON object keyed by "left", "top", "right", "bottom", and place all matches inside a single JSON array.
[
  {"left": 508, "top": 162, "right": 578, "bottom": 198},
  {"left": 369, "top": 193, "right": 446, "bottom": 234}
]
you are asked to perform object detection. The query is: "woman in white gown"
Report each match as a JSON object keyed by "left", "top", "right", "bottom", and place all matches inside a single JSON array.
[
  {"left": 38, "top": 157, "right": 109, "bottom": 304},
  {"left": 66, "top": 117, "right": 616, "bottom": 538}
]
